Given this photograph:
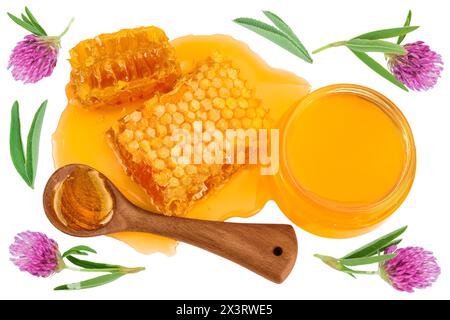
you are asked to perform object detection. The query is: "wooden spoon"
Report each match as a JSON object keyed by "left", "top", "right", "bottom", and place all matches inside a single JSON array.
[{"left": 43, "top": 164, "right": 298, "bottom": 283}]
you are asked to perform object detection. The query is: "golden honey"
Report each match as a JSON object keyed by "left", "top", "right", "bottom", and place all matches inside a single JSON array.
[
  {"left": 273, "top": 85, "right": 416, "bottom": 238},
  {"left": 69, "top": 27, "right": 180, "bottom": 107},
  {"left": 53, "top": 27, "right": 415, "bottom": 253},
  {"left": 53, "top": 32, "right": 310, "bottom": 254},
  {"left": 109, "top": 53, "right": 270, "bottom": 215},
  {"left": 54, "top": 166, "right": 114, "bottom": 231}
]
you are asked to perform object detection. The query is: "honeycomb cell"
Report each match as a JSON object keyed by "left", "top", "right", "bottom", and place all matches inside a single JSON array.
[
  {"left": 110, "top": 54, "right": 268, "bottom": 215},
  {"left": 69, "top": 26, "right": 181, "bottom": 108}
]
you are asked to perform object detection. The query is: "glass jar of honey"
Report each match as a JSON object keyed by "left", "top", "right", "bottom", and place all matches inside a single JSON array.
[{"left": 272, "top": 84, "right": 416, "bottom": 238}]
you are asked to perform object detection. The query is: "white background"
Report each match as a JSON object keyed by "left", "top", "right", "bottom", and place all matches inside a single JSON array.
[{"left": 0, "top": 0, "right": 449, "bottom": 300}]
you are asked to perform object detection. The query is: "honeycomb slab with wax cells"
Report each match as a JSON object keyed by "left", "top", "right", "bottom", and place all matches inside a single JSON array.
[
  {"left": 110, "top": 54, "right": 269, "bottom": 215},
  {"left": 68, "top": 26, "right": 181, "bottom": 107}
]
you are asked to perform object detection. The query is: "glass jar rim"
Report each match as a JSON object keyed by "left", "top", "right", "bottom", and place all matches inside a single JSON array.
[{"left": 279, "top": 84, "right": 416, "bottom": 214}]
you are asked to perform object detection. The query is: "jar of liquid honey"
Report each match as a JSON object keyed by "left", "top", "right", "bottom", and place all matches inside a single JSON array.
[
  {"left": 53, "top": 30, "right": 416, "bottom": 254},
  {"left": 272, "top": 84, "right": 416, "bottom": 238}
]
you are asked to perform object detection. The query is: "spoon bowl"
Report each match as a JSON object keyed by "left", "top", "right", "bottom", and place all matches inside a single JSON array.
[{"left": 43, "top": 164, "right": 298, "bottom": 283}]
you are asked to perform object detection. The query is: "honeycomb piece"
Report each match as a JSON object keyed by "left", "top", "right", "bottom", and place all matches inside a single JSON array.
[
  {"left": 109, "top": 54, "right": 268, "bottom": 215},
  {"left": 69, "top": 26, "right": 181, "bottom": 107}
]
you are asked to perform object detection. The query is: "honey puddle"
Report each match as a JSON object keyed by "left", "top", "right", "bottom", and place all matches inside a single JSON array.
[{"left": 53, "top": 35, "right": 310, "bottom": 254}]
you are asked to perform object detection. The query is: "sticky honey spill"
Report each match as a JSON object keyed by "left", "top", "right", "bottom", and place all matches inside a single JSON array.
[
  {"left": 53, "top": 167, "right": 114, "bottom": 231},
  {"left": 53, "top": 28, "right": 310, "bottom": 254},
  {"left": 53, "top": 26, "right": 415, "bottom": 252}
]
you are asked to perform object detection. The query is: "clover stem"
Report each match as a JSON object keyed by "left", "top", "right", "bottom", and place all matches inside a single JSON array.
[
  {"left": 58, "top": 17, "right": 75, "bottom": 39},
  {"left": 349, "top": 270, "right": 379, "bottom": 275},
  {"left": 312, "top": 41, "right": 347, "bottom": 54},
  {"left": 65, "top": 266, "right": 145, "bottom": 274},
  {"left": 65, "top": 266, "right": 123, "bottom": 273}
]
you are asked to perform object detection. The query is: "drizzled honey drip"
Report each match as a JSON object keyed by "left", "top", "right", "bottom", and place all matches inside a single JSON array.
[
  {"left": 69, "top": 26, "right": 181, "bottom": 107},
  {"left": 54, "top": 167, "right": 114, "bottom": 231}
]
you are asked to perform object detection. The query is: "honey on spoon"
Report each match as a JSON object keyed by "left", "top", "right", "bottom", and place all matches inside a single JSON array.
[
  {"left": 43, "top": 164, "right": 298, "bottom": 284},
  {"left": 53, "top": 167, "right": 114, "bottom": 231}
]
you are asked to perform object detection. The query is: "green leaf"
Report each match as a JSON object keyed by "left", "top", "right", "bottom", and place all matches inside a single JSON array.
[
  {"left": 66, "top": 255, "right": 121, "bottom": 270},
  {"left": 54, "top": 273, "right": 125, "bottom": 290},
  {"left": 341, "top": 254, "right": 396, "bottom": 266},
  {"left": 233, "top": 17, "right": 313, "bottom": 63},
  {"left": 398, "top": 10, "right": 412, "bottom": 44},
  {"left": 350, "top": 50, "right": 408, "bottom": 91},
  {"left": 346, "top": 39, "right": 406, "bottom": 54},
  {"left": 62, "top": 245, "right": 97, "bottom": 258},
  {"left": 21, "top": 13, "right": 32, "bottom": 25},
  {"left": 262, "top": 11, "right": 312, "bottom": 63},
  {"left": 24, "top": 7, "right": 47, "bottom": 36},
  {"left": 7, "top": 12, "right": 41, "bottom": 35},
  {"left": 342, "top": 226, "right": 408, "bottom": 259},
  {"left": 25, "top": 100, "right": 47, "bottom": 188},
  {"left": 10, "top": 101, "right": 31, "bottom": 186},
  {"left": 355, "top": 26, "right": 419, "bottom": 41}
]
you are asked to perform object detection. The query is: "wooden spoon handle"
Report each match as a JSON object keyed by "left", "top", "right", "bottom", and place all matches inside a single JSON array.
[{"left": 119, "top": 205, "right": 298, "bottom": 283}]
